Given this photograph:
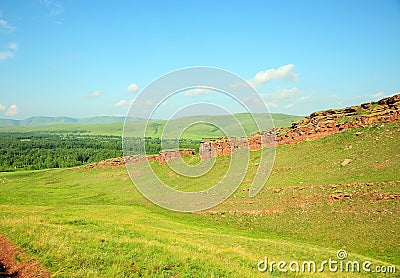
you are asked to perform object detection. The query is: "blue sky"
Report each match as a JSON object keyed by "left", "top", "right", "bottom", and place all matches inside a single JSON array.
[{"left": 0, "top": 0, "right": 399, "bottom": 119}]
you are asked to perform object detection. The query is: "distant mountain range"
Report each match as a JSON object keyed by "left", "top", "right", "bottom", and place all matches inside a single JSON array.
[
  {"left": 0, "top": 116, "right": 145, "bottom": 127},
  {"left": 0, "top": 114, "right": 304, "bottom": 138},
  {"left": 0, "top": 114, "right": 304, "bottom": 128}
]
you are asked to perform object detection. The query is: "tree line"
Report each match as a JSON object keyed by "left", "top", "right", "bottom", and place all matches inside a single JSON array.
[{"left": 0, "top": 133, "right": 199, "bottom": 171}]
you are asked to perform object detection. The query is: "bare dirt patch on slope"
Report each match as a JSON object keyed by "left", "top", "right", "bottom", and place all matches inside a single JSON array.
[{"left": 0, "top": 234, "right": 50, "bottom": 278}]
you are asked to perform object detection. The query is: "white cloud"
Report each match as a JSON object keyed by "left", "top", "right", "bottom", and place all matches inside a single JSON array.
[
  {"left": 115, "top": 99, "right": 132, "bottom": 107},
  {"left": 0, "top": 103, "right": 5, "bottom": 111},
  {"left": 115, "top": 99, "right": 155, "bottom": 109},
  {"left": 88, "top": 90, "right": 102, "bottom": 98},
  {"left": 184, "top": 87, "right": 213, "bottom": 97},
  {"left": 0, "top": 12, "right": 15, "bottom": 33},
  {"left": 297, "top": 95, "right": 312, "bottom": 102},
  {"left": 263, "top": 87, "right": 299, "bottom": 100},
  {"left": 0, "top": 51, "right": 14, "bottom": 60},
  {"left": 0, "top": 42, "right": 18, "bottom": 61},
  {"left": 8, "top": 42, "right": 18, "bottom": 51},
  {"left": 249, "top": 64, "right": 299, "bottom": 87},
  {"left": 242, "top": 87, "right": 310, "bottom": 111},
  {"left": 5, "top": 104, "right": 18, "bottom": 116},
  {"left": 260, "top": 88, "right": 312, "bottom": 110},
  {"left": 370, "top": 91, "right": 385, "bottom": 100},
  {"left": 127, "top": 83, "right": 139, "bottom": 93},
  {"left": 40, "top": 0, "right": 64, "bottom": 17},
  {"left": 264, "top": 101, "right": 278, "bottom": 108},
  {"left": 143, "top": 99, "right": 154, "bottom": 106}
]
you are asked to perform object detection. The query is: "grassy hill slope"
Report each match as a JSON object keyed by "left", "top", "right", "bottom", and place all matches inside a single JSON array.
[
  {"left": 0, "top": 113, "right": 303, "bottom": 139},
  {"left": 0, "top": 122, "right": 398, "bottom": 276}
]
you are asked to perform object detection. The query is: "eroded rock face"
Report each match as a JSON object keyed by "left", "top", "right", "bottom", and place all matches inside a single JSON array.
[
  {"left": 88, "top": 149, "right": 196, "bottom": 167},
  {"left": 199, "top": 93, "right": 400, "bottom": 159},
  {"left": 157, "top": 149, "right": 196, "bottom": 164}
]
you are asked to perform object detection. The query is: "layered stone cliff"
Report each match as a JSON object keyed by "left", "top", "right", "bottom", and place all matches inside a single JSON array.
[
  {"left": 199, "top": 93, "right": 400, "bottom": 159},
  {"left": 88, "top": 149, "right": 196, "bottom": 168}
]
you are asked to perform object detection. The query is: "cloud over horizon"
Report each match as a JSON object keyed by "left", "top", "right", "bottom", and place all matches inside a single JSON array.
[
  {"left": 261, "top": 87, "right": 312, "bottom": 111},
  {"left": 0, "top": 42, "right": 18, "bottom": 61},
  {"left": 5, "top": 104, "right": 18, "bottom": 116},
  {"left": 0, "top": 12, "right": 15, "bottom": 33},
  {"left": 115, "top": 99, "right": 132, "bottom": 107},
  {"left": 87, "top": 90, "right": 102, "bottom": 98},
  {"left": 370, "top": 91, "right": 385, "bottom": 100},
  {"left": 40, "top": 0, "right": 64, "bottom": 17},
  {"left": 263, "top": 87, "right": 299, "bottom": 100},
  {"left": 127, "top": 83, "right": 139, "bottom": 93},
  {"left": 184, "top": 87, "right": 213, "bottom": 97},
  {"left": 249, "top": 64, "right": 299, "bottom": 87}
]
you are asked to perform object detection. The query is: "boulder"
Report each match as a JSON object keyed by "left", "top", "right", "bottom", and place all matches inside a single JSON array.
[{"left": 341, "top": 159, "right": 352, "bottom": 166}]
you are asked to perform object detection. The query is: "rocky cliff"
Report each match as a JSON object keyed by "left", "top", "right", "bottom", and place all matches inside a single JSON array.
[
  {"left": 199, "top": 93, "right": 400, "bottom": 159},
  {"left": 87, "top": 149, "right": 196, "bottom": 168}
]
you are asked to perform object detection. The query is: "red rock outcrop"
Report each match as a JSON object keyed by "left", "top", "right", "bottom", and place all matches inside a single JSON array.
[
  {"left": 199, "top": 93, "right": 400, "bottom": 159},
  {"left": 157, "top": 149, "right": 196, "bottom": 164},
  {"left": 88, "top": 149, "right": 196, "bottom": 168}
]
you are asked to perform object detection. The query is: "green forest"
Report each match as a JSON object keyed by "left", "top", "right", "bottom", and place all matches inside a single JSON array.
[{"left": 0, "top": 132, "right": 199, "bottom": 171}]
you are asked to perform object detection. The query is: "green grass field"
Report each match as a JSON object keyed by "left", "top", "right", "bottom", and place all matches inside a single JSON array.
[{"left": 0, "top": 122, "right": 399, "bottom": 277}]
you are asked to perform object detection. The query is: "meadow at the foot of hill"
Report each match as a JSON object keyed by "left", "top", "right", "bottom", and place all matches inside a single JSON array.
[{"left": 0, "top": 122, "right": 399, "bottom": 277}]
